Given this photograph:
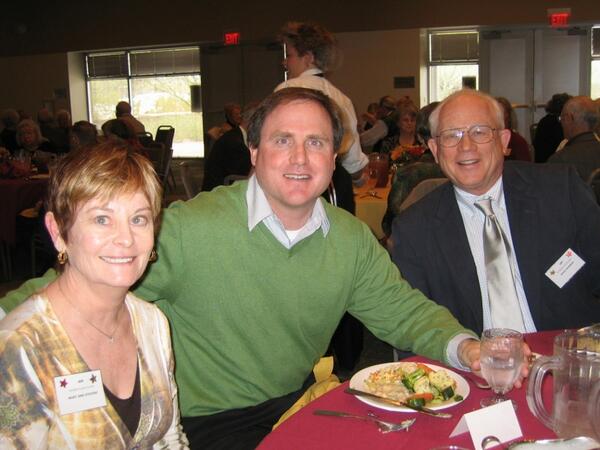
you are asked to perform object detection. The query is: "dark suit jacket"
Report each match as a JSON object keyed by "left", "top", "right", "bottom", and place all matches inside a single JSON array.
[
  {"left": 202, "top": 127, "right": 251, "bottom": 191},
  {"left": 547, "top": 131, "right": 600, "bottom": 183},
  {"left": 391, "top": 162, "right": 600, "bottom": 335}
]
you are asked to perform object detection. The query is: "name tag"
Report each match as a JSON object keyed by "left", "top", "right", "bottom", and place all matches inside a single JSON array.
[
  {"left": 545, "top": 248, "right": 585, "bottom": 288},
  {"left": 54, "top": 370, "right": 106, "bottom": 415}
]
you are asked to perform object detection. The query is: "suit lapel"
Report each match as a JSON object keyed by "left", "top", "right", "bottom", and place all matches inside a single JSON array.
[
  {"left": 503, "top": 165, "right": 541, "bottom": 324},
  {"left": 432, "top": 184, "right": 484, "bottom": 331}
]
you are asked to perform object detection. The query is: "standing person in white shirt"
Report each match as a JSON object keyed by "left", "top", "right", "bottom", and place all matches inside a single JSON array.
[{"left": 275, "top": 21, "right": 369, "bottom": 185}]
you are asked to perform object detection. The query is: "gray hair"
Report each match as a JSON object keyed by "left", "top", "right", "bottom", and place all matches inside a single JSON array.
[
  {"left": 563, "top": 96, "right": 599, "bottom": 131},
  {"left": 429, "top": 89, "right": 505, "bottom": 137}
]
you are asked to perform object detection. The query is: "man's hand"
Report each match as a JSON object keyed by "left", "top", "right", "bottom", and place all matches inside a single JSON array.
[{"left": 458, "top": 338, "right": 532, "bottom": 389}]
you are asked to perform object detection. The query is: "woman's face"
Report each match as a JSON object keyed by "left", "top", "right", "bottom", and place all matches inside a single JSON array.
[
  {"left": 399, "top": 114, "right": 416, "bottom": 135},
  {"left": 57, "top": 191, "right": 155, "bottom": 291},
  {"left": 20, "top": 127, "right": 37, "bottom": 147}
]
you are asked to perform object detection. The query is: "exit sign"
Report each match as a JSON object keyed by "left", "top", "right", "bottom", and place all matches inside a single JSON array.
[
  {"left": 547, "top": 8, "right": 571, "bottom": 28},
  {"left": 224, "top": 32, "right": 241, "bottom": 46}
]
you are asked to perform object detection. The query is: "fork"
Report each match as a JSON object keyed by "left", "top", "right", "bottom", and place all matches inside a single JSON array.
[{"left": 313, "top": 409, "right": 415, "bottom": 433}]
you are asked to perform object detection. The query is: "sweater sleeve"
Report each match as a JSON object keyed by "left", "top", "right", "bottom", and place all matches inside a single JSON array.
[
  {"left": 0, "top": 269, "right": 57, "bottom": 314},
  {"left": 347, "top": 224, "right": 476, "bottom": 365}
]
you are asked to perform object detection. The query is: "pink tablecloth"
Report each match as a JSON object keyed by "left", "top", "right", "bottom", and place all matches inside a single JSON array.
[
  {"left": 258, "top": 330, "right": 559, "bottom": 450},
  {"left": 0, "top": 177, "right": 47, "bottom": 245}
]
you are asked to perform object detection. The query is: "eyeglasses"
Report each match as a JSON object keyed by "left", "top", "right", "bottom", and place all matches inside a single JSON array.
[{"left": 436, "top": 125, "right": 497, "bottom": 147}]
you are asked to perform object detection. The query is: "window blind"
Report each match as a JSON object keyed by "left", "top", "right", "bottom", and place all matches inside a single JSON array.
[
  {"left": 430, "top": 32, "right": 479, "bottom": 63},
  {"left": 86, "top": 52, "right": 128, "bottom": 78},
  {"left": 592, "top": 27, "right": 600, "bottom": 57}
]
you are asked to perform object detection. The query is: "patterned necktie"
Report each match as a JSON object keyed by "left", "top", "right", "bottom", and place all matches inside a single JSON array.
[{"left": 475, "top": 198, "right": 525, "bottom": 331}]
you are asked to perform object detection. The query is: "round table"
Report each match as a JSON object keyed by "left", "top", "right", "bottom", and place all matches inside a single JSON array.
[{"left": 257, "top": 330, "right": 558, "bottom": 450}]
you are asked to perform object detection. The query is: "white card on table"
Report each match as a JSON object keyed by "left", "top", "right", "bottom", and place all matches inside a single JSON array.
[
  {"left": 545, "top": 248, "right": 585, "bottom": 288},
  {"left": 449, "top": 400, "right": 522, "bottom": 450},
  {"left": 54, "top": 369, "right": 106, "bottom": 415}
]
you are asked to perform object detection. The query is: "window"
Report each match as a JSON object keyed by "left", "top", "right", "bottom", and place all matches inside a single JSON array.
[
  {"left": 428, "top": 31, "right": 479, "bottom": 102},
  {"left": 592, "top": 27, "right": 600, "bottom": 98},
  {"left": 86, "top": 47, "right": 203, "bottom": 157}
]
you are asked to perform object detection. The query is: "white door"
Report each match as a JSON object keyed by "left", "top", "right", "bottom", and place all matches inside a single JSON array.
[{"left": 480, "top": 26, "right": 590, "bottom": 145}]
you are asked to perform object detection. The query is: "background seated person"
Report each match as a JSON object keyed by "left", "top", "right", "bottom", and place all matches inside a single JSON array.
[
  {"left": 68, "top": 120, "right": 99, "bottom": 151},
  {"left": 496, "top": 97, "right": 531, "bottom": 162},
  {"left": 547, "top": 95, "right": 600, "bottom": 183},
  {"left": 533, "top": 92, "right": 571, "bottom": 162},
  {"left": 379, "top": 101, "right": 424, "bottom": 163},
  {"left": 15, "top": 119, "right": 56, "bottom": 169},
  {"left": 0, "top": 142, "right": 188, "bottom": 448},
  {"left": 0, "top": 109, "right": 20, "bottom": 154},
  {"left": 115, "top": 101, "right": 145, "bottom": 135},
  {"left": 201, "top": 102, "right": 257, "bottom": 191}
]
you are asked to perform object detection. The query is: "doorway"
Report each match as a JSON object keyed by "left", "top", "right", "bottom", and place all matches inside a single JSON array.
[{"left": 479, "top": 26, "right": 591, "bottom": 145}]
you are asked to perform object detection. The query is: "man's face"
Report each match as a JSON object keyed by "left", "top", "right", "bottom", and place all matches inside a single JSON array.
[
  {"left": 429, "top": 94, "right": 510, "bottom": 196},
  {"left": 283, "top": 45, "right": 312, "bottom": 79},
  {"left": 250, "top": 99, "right": 336, "bottom": 229}
]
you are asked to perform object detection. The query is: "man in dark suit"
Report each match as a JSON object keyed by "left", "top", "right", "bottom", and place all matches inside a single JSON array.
[
  {"left": 392, "top": 89, "right": 600, "bottom": 336},
  {"left": 201, "top": 103, "right": 256, "bottom": 191},
  {"left": 547, "top": 95, "right": 600, "bottom": 183}
]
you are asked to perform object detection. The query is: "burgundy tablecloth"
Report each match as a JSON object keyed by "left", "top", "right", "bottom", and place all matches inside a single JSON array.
[
  {"left": 258, "top": 330, "right": 559, "bottom": 450},
  {"left": 0, "top": 178, "right": 47, "bottom": 245}
]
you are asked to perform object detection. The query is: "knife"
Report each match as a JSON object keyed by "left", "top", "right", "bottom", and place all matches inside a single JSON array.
[{"left": 344, "top": 387, "right": 453, "bottom": 419}]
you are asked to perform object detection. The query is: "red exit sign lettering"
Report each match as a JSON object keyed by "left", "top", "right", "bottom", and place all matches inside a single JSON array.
[
  {"left": 224, "top": 32, "right": 241, "bottom": 45},
  {"left": 547, "top": 8, "right": 571, "bottom": 28}
]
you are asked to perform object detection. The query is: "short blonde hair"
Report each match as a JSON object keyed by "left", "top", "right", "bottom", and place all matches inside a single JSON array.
[
  {"left": 46, "top": 141, "right": 162, "bottom": 241},
  {"left": 16, "top": 119, "right": 43, "bottom": 146}
]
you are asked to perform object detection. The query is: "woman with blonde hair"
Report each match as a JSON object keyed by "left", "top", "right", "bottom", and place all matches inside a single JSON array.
[{"left": 0, "top": 142, "right": 188, "bottom": 448}]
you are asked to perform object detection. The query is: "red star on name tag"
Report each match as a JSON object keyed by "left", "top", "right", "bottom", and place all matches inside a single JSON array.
[{"left": 60, "top": 379, "right": 68, "bottom": 388}]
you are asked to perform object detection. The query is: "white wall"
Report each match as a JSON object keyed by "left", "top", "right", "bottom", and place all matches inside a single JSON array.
[
  {"left": 329, "top": 28, "right": 422, "bottom": 117},
  {"left": 0, "top": 53, "right": 70, "bottom": 119},
  {"left": 67, "top": 52, "right": 88, "bottom": 122}
]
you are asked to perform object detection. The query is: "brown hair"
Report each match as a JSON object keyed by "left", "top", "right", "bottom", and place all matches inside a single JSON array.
[
  {"left": 279, "top": 21, "right": 337, "bottom": 72},
  {"left": 247, "top": 87, "right": 344, "bottom": 153},
  {"left": 46, "top": 141, "right": 162, "bottom": 241}
]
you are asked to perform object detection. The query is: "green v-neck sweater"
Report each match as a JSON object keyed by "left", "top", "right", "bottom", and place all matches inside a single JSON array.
[{"left": 1, "top": 180, "right": 473, "bottom": 417}]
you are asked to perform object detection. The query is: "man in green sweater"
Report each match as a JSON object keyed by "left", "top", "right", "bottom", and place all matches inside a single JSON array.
[{"left": 2, "top": 88, "right": 492, "bottom": 449}]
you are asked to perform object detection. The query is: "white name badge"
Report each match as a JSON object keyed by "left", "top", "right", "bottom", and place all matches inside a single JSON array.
[
  {"left": 545, "top": 248, "right": 585, "bottom": 288},
  {"left": 54, "top": 370, "right": 107, "bottom": 415}
]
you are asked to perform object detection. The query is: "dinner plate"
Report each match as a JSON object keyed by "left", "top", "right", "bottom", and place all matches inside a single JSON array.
[
  {"left": 29, "top": 173, "right": 50, "bottom": 179},
  {"left": 349, "top": 362, "right": 470, "bottom": 412}
]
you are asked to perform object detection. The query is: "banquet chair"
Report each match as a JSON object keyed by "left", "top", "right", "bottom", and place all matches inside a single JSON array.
[
  {"left": 144, "top": 144, "right": 173, "bottom": 204},
  {"left": 223, "top": 174, "right": 247, "bottom": 186},
  {"left": 179, "top": 160, "right": 201, "bottom": 199},
  {"left": 155, "top": 125, "right": 175, "bottom": 150},
  {"left": 155, "top": 126, "right": 176, "bottom": 190},
  {"left": 137, "top": 131, "right": 154, "bottom": 147},
  {"left": 399, "top": 177, "right": 448, "bottom": 212}
]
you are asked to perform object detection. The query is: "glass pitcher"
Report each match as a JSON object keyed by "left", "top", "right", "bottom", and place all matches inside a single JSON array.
[{"left": 526, "top": 328, "right": 600, "bottom": 440}]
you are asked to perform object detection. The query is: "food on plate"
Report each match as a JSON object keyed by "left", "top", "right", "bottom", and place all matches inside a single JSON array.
[{"left": 364, "top": 362, "right": 460, "bottom": 407}]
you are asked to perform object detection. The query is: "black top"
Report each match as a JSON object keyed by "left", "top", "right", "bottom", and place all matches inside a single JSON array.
[{"left": 104, "top": 365, "right": 141, "bottom": 437}]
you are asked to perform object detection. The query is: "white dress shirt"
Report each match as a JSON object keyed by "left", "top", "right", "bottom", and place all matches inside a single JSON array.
[
  {"left": 454, "top": 176, "right": 537, "bottom": 333},
  {"left": 246, "top": 174, "right": 330, "bottom": 249}
]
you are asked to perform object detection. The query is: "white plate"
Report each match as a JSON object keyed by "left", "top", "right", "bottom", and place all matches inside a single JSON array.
[
  {"left": 30, "top": 173, "right": 50, "bottom": 179},
  {"left": 349, "top": 362, "right": 470, "bottom": 412}
]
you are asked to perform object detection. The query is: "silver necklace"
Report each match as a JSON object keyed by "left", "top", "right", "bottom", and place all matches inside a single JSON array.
[{"left": 57, "top": 281, "right": 124, "bottom": 343}]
